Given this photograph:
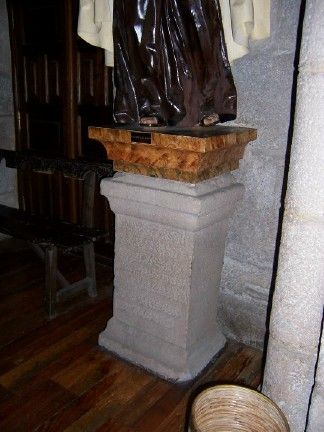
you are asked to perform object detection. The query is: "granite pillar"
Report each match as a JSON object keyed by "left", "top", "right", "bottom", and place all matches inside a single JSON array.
[
  {"left": 99, "top": 172, "right": 244, "bottom": 381},
  {"left": 263, "top": 1, "right": 324, "bottom": 430}
]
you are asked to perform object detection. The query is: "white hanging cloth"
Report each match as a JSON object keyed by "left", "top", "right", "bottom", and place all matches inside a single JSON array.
[
  {"left": 77, "top": 0, "right": 114, "bottom": 66},
  {"left": 77, "top": 0, "right": 270, "bottom": 66},
  {"left": 219, "top": 0, "right": 271, "bottom": 63}
]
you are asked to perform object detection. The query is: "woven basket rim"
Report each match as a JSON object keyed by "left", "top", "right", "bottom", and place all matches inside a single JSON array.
[{"left": 191, "top": 384, "right": 290, "bottom": 432}]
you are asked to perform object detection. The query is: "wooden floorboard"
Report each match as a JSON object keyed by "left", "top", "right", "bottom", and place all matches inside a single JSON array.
[{"left": 0, "top": 239, "right": 263, "bottom": 432}]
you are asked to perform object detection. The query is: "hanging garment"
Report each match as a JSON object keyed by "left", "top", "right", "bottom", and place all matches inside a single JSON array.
[
  {"left": 220, "top": 0, "right": 271, "bottom": 63},
  {"left": 77, "top": 0, "right": 114, "bottom": 66},
  {"left": 77, "top": 0, "right": 270, "bottom": 126},
  {"left": 113, "top": 0, "right": 237, "bottom": 127},
  {"left": 77, "top": 0, "right": 270, "bottom": 67}
]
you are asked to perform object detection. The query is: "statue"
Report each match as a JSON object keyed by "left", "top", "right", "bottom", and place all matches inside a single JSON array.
[
  {"left": 78, "top": 0, "right": 270, "bottom": 128},
  {"left": 113, "top": 0, "right": 236, "bottom": 127}
]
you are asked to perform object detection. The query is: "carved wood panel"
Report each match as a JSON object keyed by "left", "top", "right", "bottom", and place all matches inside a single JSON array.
[{"left": 7, "top": 0, "right": 115, "bottom": 236}]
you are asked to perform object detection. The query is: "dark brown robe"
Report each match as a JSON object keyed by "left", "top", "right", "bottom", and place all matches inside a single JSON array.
[{"left": 113, "top": 0, "right": 237, "bottom": 127}]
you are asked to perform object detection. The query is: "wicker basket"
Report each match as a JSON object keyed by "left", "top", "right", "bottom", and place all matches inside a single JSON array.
[{"left": 190, "top": 385, "right": 290, "bottom": 432}]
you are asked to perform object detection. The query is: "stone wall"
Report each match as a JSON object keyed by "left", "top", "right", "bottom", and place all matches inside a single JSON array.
[
  {"left": 0, "top": 0, "right": 17, "bottom": 213},
  {"left": 220, "top": 0, "right": 302, "bottom": 345}
]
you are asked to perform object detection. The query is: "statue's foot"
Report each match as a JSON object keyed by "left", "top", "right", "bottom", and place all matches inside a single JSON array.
[
  {"left": 140, "top": 116, "right": 159, "bottom": 127},
  {"left": 202, "top": 113, "right": 220, "bottom": 126}
]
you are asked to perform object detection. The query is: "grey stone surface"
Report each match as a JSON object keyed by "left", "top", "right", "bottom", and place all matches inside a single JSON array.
[
  {"left": 263, "top": 1, "right": 324, "bottom": 430},
  {"left": 269, "top": 218, "right": 324, "bottom": 350},
  {"left": 219, "top": 289, "right": 268, "bottom": 347},
  {"left": 0, "top": 1, "right": 13, "bottom": 116},
  {"left": 0, "top": 161, "right": 16, "bottom": 196},
  {"left": 220, "top": 0, "right": 303, "bottom": 345},
  {"left": 224, "top": 149, "right": 285, "bottom": 267},
  {"left": 0, "top": 1, "right": 17, "bottom": 209},
  {"left": 100, "top": 173, "right": 243, "bottom": 381},
  {"left": 264, "top": 335, "right": 318, "bottom": 432},
  {"left": 307, "top": 329, "right": 324, "bottom": 432},
  {"left": 0, "top": 72, "right": 14, "bottom": 115},
  {"left": 0, "top": 0, "right": 12, "bottom": 75},
  {"left": 0, "top": 117, "right": 15, "bottom": 150},
  {"left": 285, "top": 74, "right": 324, "bottom": 220}
]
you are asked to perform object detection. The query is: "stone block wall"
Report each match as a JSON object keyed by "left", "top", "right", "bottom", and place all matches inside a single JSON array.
[
  {"left": 0, "top": 0, "right": 17, "bottom": 214},
  {"left": 220, "top": 0, "right": 302, "bottom": 346}
]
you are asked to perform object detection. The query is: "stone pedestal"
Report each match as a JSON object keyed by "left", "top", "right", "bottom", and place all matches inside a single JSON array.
[
  {"left": 99, "top": 173, "right": 244, "bottom": 381},
  {"left": 92, "top": 125, "right": 256, "bottom": 381}
]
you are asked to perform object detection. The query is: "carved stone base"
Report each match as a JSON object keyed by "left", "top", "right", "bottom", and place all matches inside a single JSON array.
[{"left": 99, "top": 172, "right": 244, "bottom": 381}]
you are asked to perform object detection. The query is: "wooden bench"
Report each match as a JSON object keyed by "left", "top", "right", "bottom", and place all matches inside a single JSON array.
[{"left": 0, "top": 149, "right": 114, "bottom": 318}]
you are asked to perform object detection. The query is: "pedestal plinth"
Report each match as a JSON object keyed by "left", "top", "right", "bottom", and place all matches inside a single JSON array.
[
  {"left": 89, "top": 125, "right": 256, "bottom": 183},
  {"left": 99, "top": 173, "right": 244, "bottom": 381}
]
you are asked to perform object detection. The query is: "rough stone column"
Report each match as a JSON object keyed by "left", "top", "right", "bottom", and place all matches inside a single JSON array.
[
  {"left": 100, "top": 172, "right": 243, "bottom": 381},
  {"left": 307, "top": 326, "right": 324, "bottom": 431},
  {"left": 262, "top": 1, "right": 324, "bottom": 431}
]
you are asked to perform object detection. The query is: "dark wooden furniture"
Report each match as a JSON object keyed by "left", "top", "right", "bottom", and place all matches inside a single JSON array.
[
  {"left": 6, "top": 0, "right": 114, "bottom": 233},
  {"left": 0, "top": 149, "right": 114, "bottom": 318}
]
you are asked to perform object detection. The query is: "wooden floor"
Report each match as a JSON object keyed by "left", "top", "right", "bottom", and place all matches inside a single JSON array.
[{"left": 0, "top": 240, "right": 263, "bottom": 432}]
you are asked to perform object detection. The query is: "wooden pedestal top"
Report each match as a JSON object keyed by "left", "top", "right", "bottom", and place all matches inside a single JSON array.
[{"left": 89, "top": 125, "right": 257, "bottom": 183}]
